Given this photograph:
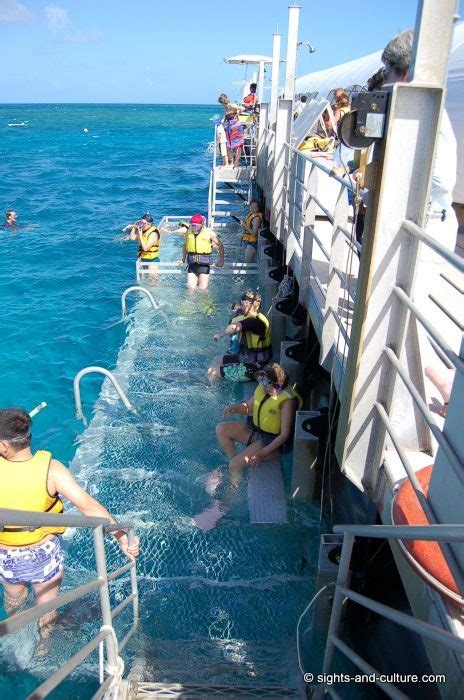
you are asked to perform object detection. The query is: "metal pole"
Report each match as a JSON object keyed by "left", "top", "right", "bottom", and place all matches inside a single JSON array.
[
  {"left": 73, "top": 366, "right": 135, "bottom": 425},
  {"left": 257, "top": 60, "right": 265, "bottom": 104},
  {"left": 93, "top": 526, "right": 118, "bottom": 672},
  {"left": 121, "top": 286, "right": 159, "bottom": 320},
  {"left": 284, "top": 4, "right": 301, "bottom": 102},
  {"left": 322, "top": 533, "right": 354, "bottom": 674},
  {"left": 270, "top": 31, "right": 281, "bottom": 127},
  {"left": 128, "top": 527, "right": 139, "bottom": 625}
]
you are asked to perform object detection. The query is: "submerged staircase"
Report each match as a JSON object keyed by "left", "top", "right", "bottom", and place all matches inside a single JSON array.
[{"left": 117, "top": 680, "right": 300, "bottom": 698}]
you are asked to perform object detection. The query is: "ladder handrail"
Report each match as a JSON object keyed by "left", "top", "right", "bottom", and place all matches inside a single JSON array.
[
  {"left": 0, "top": 508, "right": 138, "bottom": 698},
  {"left": 317, "top": 524, "right": 464, "bottom": 697},
  {"left": 74, "top": 366, "right": 135, "bottom": 426},
  {"left": 121, "top": 285, "right": 159, "bottom": 319}
]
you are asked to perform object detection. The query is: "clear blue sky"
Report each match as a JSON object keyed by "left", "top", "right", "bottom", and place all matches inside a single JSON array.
[{"left": 0, "top": 0, "right": 460, "bottom": 103}]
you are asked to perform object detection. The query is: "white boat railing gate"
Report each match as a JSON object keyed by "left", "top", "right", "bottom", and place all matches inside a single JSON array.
[{"left": 0, "top": 508, "right": 138, "bottom": 700}]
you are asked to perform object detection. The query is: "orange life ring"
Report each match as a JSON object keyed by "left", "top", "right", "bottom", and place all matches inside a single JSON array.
[{"left": 392, "top": 465, "right": 463, "bottom": 609}]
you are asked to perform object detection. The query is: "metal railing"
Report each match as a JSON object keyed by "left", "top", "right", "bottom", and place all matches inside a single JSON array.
[
  {"left": 319, "top": 524, "right": 464, "bottom": 699},
  {"left": 0, "top": 508, "right": 138, "bottom": 699},
  {"left": 121, "top": 286, "right": 160, "bottom": 320},
  {"left": 74, "top": 366, "right": 136, "bottom": 426}
]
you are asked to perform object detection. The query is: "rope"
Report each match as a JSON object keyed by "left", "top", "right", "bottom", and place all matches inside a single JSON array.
[
  {"left": 98, "top": 625, "right": 125, "bottom": 697},
  {"left": 296, "top": 582, "right": 336, "bottom": 675},
  {"left": 275, "top": 273, "right": 293, "bottom": 299}
]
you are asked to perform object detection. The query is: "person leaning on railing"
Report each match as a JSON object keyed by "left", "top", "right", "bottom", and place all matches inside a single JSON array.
[{"left": 0, "top": 408, "right": 140, "bottom": 637}]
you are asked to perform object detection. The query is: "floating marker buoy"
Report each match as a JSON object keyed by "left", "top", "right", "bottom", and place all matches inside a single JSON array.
[{"left": 83, "top": 128, "right": 89, "bottom": 133}]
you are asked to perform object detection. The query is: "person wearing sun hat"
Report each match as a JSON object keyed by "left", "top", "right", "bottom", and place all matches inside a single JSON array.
[{"left": 181, "top": 214, "right": 224, "bottom": 290}]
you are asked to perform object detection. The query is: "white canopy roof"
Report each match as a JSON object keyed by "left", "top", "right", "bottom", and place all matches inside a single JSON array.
[
  {"left": 295, "top": 22, "right": 464, "bottom": 203},
  {"left": 224, "top": 54, "right": 273, "bottom": 65}
]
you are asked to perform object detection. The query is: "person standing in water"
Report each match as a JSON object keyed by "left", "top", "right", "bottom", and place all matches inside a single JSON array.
[
  {"left": 181, "top": 214, "right": 224, "bottom": 290},
  {"left": 0, "top": 408, "right": 140, "bottom": 639},
  {"left": 239, "top": 200, "right": 263, "bottom": 262},
  {"left": 129, "top": 213, "right": 161, "bottom": 262}
]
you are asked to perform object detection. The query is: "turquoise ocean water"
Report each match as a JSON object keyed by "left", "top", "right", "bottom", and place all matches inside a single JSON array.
[{"left": 0, "top": 105, "right": 319, "bottom": 698}]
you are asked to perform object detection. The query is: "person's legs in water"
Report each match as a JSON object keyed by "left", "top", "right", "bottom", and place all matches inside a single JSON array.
[
  {"left": 215, "top": 420, "right": 252, "bottom": 460},
  {"left": 244, "top": 242, "right": 257, "bottom": 263},
  {"left": 33, "top": 570, "right": 63, "bottom": 639},
  {"left": 187, "top": 272, "right": 199, "bottom": 289},
  {"left": 2, "top": 580, "right": 28, "bottom": 614},
  {"left": 228, "top": 439, "right": 279, "bottom": 487},
  {"left": 197, "top": 273, "right": 210, "bottom": 290}
]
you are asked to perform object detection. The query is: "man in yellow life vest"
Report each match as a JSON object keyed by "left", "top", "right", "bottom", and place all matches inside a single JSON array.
[
  {"left": 0, "top": 408, "right": 140, "bottom": 637},
  {"left": 216, "top": 363, "right": 302, "bottom": 486},
  {"left": 129, "top": 213, "right": 161, "bottom": 262},
  {"left": 208, "top": 290, "right": 272, "bottom": 382},
  {"left": 238, "top": 200, "right": 264, "bottom": 262},
  {"left": 181, "top": 214, "right": 224, "bottom": 290}
]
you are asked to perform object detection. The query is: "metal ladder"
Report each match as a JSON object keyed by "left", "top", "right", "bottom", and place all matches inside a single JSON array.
[
  {"left": 0, "top": 508, "right": 138, "bottom": 699},
  {"left": 317, "top": 523, "right": 464, "bottom": 699}
]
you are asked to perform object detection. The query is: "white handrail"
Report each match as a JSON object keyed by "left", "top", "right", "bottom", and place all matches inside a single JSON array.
[
  {"left": 121, "top": 285, "right": 159, "bottom": 320},
  {"left": 74, "top": 366, "right": 136, "bottom": 425}
]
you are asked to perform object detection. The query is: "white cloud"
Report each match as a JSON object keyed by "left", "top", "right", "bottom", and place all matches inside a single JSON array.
[
  {"left": 0, "top": 0, "right": 34, "bottom": 23},
  {"left": 44, "top": 4, "right": 69, "bottom": 31},
  {"left": 67, "top": 26, "right": 103, "bottom": 44}
]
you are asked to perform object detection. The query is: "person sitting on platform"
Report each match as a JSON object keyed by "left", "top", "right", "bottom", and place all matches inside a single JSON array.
[
  {"left": 215, "top": 363, "right": 302, "bottom": 486},
  {"left": 241, "top": 83, "right": 257, "bottom": 113},
  {"left": 238, "top": 200, "right": 264, "bottom": 262},
  {"left": 129, "top": 213, "right": 161, "bottom": 262},
  {"left": 293, "top": 94, "right": 307, "bottom": 120},
  {"left": 0, "top": 408, "right": 140, "bottom": 639},
  {"left": 181, "top": 214, "right": 224, "bottom": 290},
  {"left": 331, "top": 88, "right": 350, "bottom": 125},
  {"left": 208, "top": 290, "right": 272, "bottom": 382}
]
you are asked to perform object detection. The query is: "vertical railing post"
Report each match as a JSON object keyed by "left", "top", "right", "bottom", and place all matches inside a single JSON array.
[
  {"left": 93, "top": 526, "right": 118, "bottom": 672},
  {"left": 269, "top": 31, "right": 282, "bottom": 127},
  {"left": 319, "top": 183, "right": 349, "bottom": 369},
  {"left": 322, "top": 533, "right": 354, "bottom": 675},
  {"left": 298, "top": 161, "right": 317, "bottom": 306},
  {"left": 128, "top": 527, "right": 139, "bottom": 624},
  {"left": 270, "top": 100, "right": 293, "bottom": 241},
  {"left": 284, "top": 3, "right": 301, "bottom": 102},
  {"left": 256, "top": 103, "right": 269, "bottom": 189}
]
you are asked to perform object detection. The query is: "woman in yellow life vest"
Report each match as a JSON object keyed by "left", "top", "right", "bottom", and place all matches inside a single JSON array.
[
  {"left": 0, "top": 408, "right": 139, "bottom": 636},
  {"left": 208, "top": 290, "right": 272, "bottom": 382},
  {"left": 129, "top": 213, "right": 160, "bottom": 262},
  {"left": 181, "top": 214, "right": 224, "bottom": 290},
  {"left": 238, "top": 200, "right": 263, "bottom": 262},
  {"left": 216, "top": 363, "right": 302, "bottom": 485}
]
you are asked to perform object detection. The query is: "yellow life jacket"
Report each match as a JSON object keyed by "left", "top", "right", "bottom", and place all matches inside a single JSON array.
[
  {"left": 234, "top": 311, "right": 272, "bottom": 361},
  {"left": 242, "top": 212, "right": 264, "bottom": 244},
  {"left": 138, "top": 225, "right": 160, "bottom": 260},
  {"left": 185, "top": 226, "right": 213, "bottom": 263},
  {"left": 252, "top": 384, "right": 303, "bottom": 435},
  {"left": 0, "top": 450, "right": 66, "bottom": 546}
]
